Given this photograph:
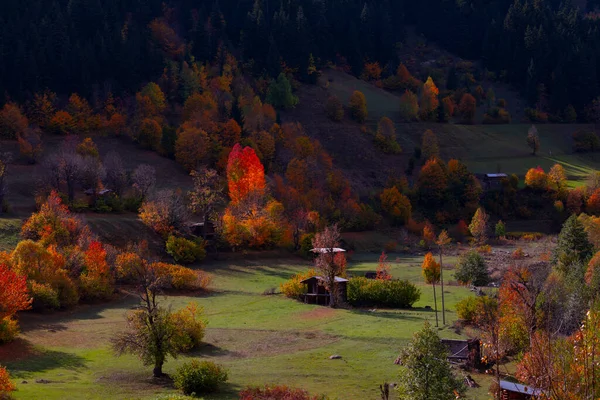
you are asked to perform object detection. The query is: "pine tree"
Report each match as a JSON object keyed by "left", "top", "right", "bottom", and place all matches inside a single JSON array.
[{"left": 553, "top": 214, "right": 594, "bottom": 275}]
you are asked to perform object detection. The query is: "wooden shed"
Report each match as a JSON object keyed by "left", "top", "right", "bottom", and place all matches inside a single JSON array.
[
  {"left": 300, "top": 276, "right": 348, "bottom": 306},
  {"left": 499, "top": 380, "right": 544, "bottom": 400},
  {"left": 481, "top": 173, "right": 508, "bottom": 191},
  {"left": 441, "top": 339, "right": 482, "bottom": 369}
]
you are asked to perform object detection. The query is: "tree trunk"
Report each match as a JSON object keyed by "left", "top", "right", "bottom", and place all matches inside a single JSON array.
[
  {"left": 203, "top": 213, "right": 208, "bottom": 240},
  {"left": 432, "top": 283, "right": 439, "bottom": 327},
  {"left": 440, "top": 250, "right": 446, "bottom": 325},
  {"left": 153, "top": 358, "right": 164, "bottom": 377}
]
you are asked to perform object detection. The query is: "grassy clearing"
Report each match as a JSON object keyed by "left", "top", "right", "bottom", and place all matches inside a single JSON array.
[
  {"left": 4, "top": 253, "right": 492, "bottom": 400},
  {"left": 0, "top": 217, "right": 22, "bottom": 251}
]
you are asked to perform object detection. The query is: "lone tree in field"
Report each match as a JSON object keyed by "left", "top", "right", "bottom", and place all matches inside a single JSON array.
[
  {"left": 469, "top": 207, "right": 489, "bottom": 245},
  {"left": 397, "top": 322, "right": 465, "bottom": 400},
  {"left": 436, "top": 230, "right": 451, "bottom": 325},
  {"left": 312, "top": 224, "right": 347, "bottom": 308},
  {"left": 527, "top": 125, "right": 540, "bottom": 155},
  {"left": 422, "top": 253, "right": 441, "bottom": 327},
  {"left": 188, "top": 167, "right": 225, "bottom": 239},
  {"left": 112, "top": 258, "right": 179, "bottom": 377},
  {"left": 349, "top": 91, "right": 368, "bottom": 123},
  {"left": 455, "top": 251, "right": 490, "bottom": 286}
]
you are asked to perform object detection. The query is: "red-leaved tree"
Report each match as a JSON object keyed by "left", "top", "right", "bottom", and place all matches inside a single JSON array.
[{"left": 226, "top": 144, "right": 266, "bottom": 205}]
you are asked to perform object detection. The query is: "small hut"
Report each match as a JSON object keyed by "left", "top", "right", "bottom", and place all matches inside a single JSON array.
[
  {"left": 300, "top": 276, "right": 348, "bottom": 306},
  {"left": 499, "top": 380, "right": 544, "bottom": 400},
  {"left": 481, "top": 173, "right": 508, "bottom": 191},
  {"left": 441, "top": 339, "right": 481, "bottom": 369}
]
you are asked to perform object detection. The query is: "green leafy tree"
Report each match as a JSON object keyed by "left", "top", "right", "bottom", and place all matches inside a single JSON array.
[
  {"left": 266, "top": 73, "right": 298, "bottom": 110},
  {"left": 495, "top": 220, "right": 506, "bottom": 238},
  {"left": 455, "top": 251, "right": 490, "bottom": 286},
  {"left": 397, "top": 322, "right": 465, "bottom": 400},
  {"left": 553, "top": 214, "right": 594, "bottom": 275}
]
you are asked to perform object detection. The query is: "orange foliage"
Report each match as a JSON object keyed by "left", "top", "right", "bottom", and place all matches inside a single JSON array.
[
  {"left": 362, "top": 62, "right": 382, "bottom": 81},
  {"left": 567, "top": 188, "right": 584, "bottom": 214},
  {"left": 80, "top": 241, "right": 113, "bottom": 300},
  {"left": 587, "top": 188, "right": 600, "bottom": 215},
  {"left": 243, "top": 96, "right": 276, "bottom": 133},
  {"left": 49, "top": 110, "right": 74, "bottom": 135},
  {"left": 419, "top": 77, "right": 439, "bottom": 120},
  {"left": 136, "top": 118, "right": 162, "bottom": 150},
  {"left": 0, "top": 366, "right": 15, "bottom": 393},
  {"left": 183, "top": 92, "right": 218, "bottom": 122},
  {"left": 421, "top": 252, "right": 440, "bottom": 284},
  {"left": 107, "top": 112, "right": 127, "bottom": 136},
  {"left": 220, "top": 119, "right": 242, "bottom": 147},
  {"left": 76, "top": 137, "right": 99, "bottom": 158},
  {"left": 148, "top": 18, "right": 185, "bottom": 58},
  {"left": 376, "top": 251, "right": 392, "bottom": 280},
  {"left": 0, "top": 263, "right": 31, "bottom": 321},
  {"left": 525, "top": 166, "right": 547, "bottom": 190},
  {"left": 458, "top": 93, "right": 476, "bottom": 124},
  {"left": 0, "top": 102, "right": 28, "bottom": 139},
  {"left": 66, "top": 93, "right": 94, "bottom": 132},
  {"left": 175, "top": 121, "right": 210, "bottom": 171},
  {"left": 226, "top": 144, "right": 266, "bottom": 204},
  {"left": 379, "top": 186, "right": 411, "bottom": 224}
]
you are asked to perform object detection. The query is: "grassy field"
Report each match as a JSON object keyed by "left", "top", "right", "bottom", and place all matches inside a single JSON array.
[{"left": 3, "top": 252, "right": 494, "bottom": 400}]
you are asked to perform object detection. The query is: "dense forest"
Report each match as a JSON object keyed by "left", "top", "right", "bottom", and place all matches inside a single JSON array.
[{"left": 2, "top": 0, "right": 600, "bottom": 115}]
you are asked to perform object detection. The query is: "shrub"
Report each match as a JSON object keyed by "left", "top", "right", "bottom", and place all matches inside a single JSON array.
[
  {"left": 347, "top": 277, "right": 421, "bottom": 308},
  {"left": 512, "top": 247, "right": 525, "bottom": 259},
  {"left": 0, "top": 366, "right": 15, "bottom": 393},
  {"left": 0, "top": 318, "right": 19, "bottom": 344},
  {"left": 115, "top": 252, "right": 144, "bottom": 283},
  {"left": 325, "top": 96, "right": 343, "bottom": 121},
  {"left": 482, "top": 107, "right": 511, "bottom": 124},
  {"left": 29, "top": 281, "right": 60, "bottom": 310},
  {"left": 477, "top": 244, "right": 492, "bottom": 254},
  {"left": 349, "top": 91, "right": 367, "bottom": 123},
  {"left": 171, "top": 303, "right": 206, "bottom": 352},
  {"left": 152, "top": 262, "right": 211, "bottom": 291},
  {"left": 173, "top": 360, "right": 228, "bottom": 395},
  {"left": 454, "top": 251, "right": 490, "bottom": 286},
  {"left": 455, "top": 296, "right": 480, "bottom": 324},
  {"left": 525, "top": 108, "right": 548, "bottom": 123},
  {"left": 495, "top": 220, "right": 506, "bottom": 238},
  {"left": 239, "top": 385, "right": 329, "bottom": 400},
  {"left": 573, "top": 129, "right": 600, "bottom": 153},
  {"left": 166, "top": 235, "right": 206, "bottom": 264},
  {"left": 505, "top": 232, "right": 544, "bottom": 241},
  {"left": 299, "top": 233, "right": 316, "bottom": 258},
  {"left": 280, "top": 269, "right": 316, "bottom": 299}
]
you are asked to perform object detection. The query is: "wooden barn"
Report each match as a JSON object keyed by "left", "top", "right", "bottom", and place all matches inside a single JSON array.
[
  {"left": 480, "top": 173, "right": 508, "bottom": 191},
  {"left": 499, "top": 380, "right": 544, "bottom": 400},
  {"left": 441, "top": 338, "right": 482, "bottom": 369},
  {"left": 300, "top": 276, "right": 348, "bottom": 306},
  {"left": 189, "top": 221, "right": 216, "bottom": 239}
]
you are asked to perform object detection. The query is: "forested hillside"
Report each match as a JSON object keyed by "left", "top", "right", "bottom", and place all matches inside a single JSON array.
[{"left": 3, "top": 0, "right": 600, "bottom": 116}]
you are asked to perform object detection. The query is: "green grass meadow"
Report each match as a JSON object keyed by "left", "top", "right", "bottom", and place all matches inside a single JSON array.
[{"left": 4, "top": 253, "right": 493, "bottom": 400}]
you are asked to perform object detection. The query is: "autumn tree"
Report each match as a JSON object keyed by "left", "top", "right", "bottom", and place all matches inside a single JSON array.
[
  {"left": 266, "top": 73, "right": 298, "bottom": 109},
  {"left": 76, "top": 137, "right": 99, "bottom": 159},
  {"left": 587, "top": 189, "right": 600, "bottom": 215},
  {"left": 349, "top": 91, "right": 368, "bottom": 123},
  {"left": 17, "top": 127, "right": 42, "bottom": 164},
  {"left": 399, "top": 90, "right": 419, "bottom": 121},
  {"left": 0, "top": 263, "right": 31, "bottom": 343},
  {"left": 416, "top": 158, "right": 447, "bottom": 212},
  {"left": 525, "top": 167, "right": 547, "bottom": 190},
  {"left": 48, "top": 110, "right": 75, "bottom": 135},
  {"left": 548, "top": 163, "right": 567, "bottom": 191},
  {"left": 440, "top": 96, "right": 455, "bottom": 122},
  {"left": 362, "top": 62, "right": 382, "bottom": 81},
  {"left": 66, "top": 93, "right": 95, "bottom": 132},
  {"left": 379, "top": 186, "right": 411, "bottom": 225},
  {"left": 422, "top": 252, "right": 441, "bottom": 326},
  {"left": 421, "top": 129, "right": 439, "bottom": 160},
  {"left": 458, "top": 93, "right": 476, "bottom": 124},
  {"left": 312, "top": 225, "right": 346, "bottom": 308},
  {"left": 226, "top": 144, "right": 266, "bottom": 205},
  {"left": 436, "top": 230, "right": 451, "bottom": 325},
  {"left": 188, "top": 168, "right": 225, "bottom": 239},
  {"left": 139, "top": 190, "right": 189, "bottom": 238},
  {"left": 527, "top": 125, "right": 540, "bottom": 155},
  {"left": 28, "top": 90, "right": 56, "bottom": 128},
  {"left": 242, "top": 96, "right": 276, "bottom": 133},
  {"left": 474, "top": 296, "right": 504, "bottom": 397},
  {"left": 419, "top": 77, "right": 439, "bottom": 121},
  {"left": 175, "top": 121, "right": 209, "bottom": 172},
  {"left": 136, "top": 82, "right": 166, "bottom": 118},
  {"left": 220, "top": 119, "right": 242, "bottom": 148},
  {"left": 80, "top": 241, "right": 113, "bottom": 300},
  {"left": 469, "top": 207, "right": 489, "bottom": 245},
  {"left": 396, "top": 322, "right": 465, "bottom": 400},
  {"left": 325, "top": 96, "right": 344, "bottom": 121},
  {"left": 136, "top": 118, "right": 162, "bottom": 150},
  {"left": 0, "top": 102, "right": 28, "bottom": 139},
  {"left": 132, "top": 164, "right": 157, "bottom": 199},
  {"left": 182, "top": 92, "right": 218, "bottom": 123},
  {"left": 377, "top": 251, "right": 392, "bottom": 280}
]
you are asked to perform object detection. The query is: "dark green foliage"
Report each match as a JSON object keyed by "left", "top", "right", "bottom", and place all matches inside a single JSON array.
[
  {"left": 173, "top": 360, "right": 228, "bottom": 395},
  {"left": 454, "top": 251, "right": 490, "bottom": 286},
  {"left": 166, "top": 236, "right": 206, "bottom": 264},
  {"left": 573, "top": 129, "right": 600, "bottom": 153},
  {"left": 396, "top": 322, "right": 465, "bottom": 400},
  {"left": 494, "top": 220, "right": 505, "bottom": 238},
  {"left": 266, "top": 74, "right": 299, "bottom": 110},
  {"left": 455, "top": 296, "right": 482, "bottom": 324},
  {"left": 299, "top": 233, "right": 316, "bottom": 258},
  {"left": 347, "top": 277, "right": 421, "bottom": 308},
  {"left": 553, "top": 214, "right": 594, "bottom": 275}
]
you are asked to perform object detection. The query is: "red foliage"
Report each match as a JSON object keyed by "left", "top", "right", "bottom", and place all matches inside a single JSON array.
[
  {"left": 0, "top": 263, "right": 31, "bottom": 320},
  {"left": 226, "top": 144, "right": 266, "bottom": 204},
  {"left": 0, "top": 366, "right": 15, "bottom": 393},
  {"left": 587, "top": 188, "right": 600, "bottom": 215},
  {"left": 376, "top": 251, "right": 392, "bottom": 280}
]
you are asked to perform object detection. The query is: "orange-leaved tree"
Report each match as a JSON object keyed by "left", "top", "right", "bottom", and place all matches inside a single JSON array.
[
  {"left": 376, "top": 251, "right": 392, "bottom": 280},
  {"left": 379, "top": 186, "right": 411, "bottom": 225},
  {"left": 469, "top": 207, "right": 489, "bottom": 245},
  {"left": 226, "top": 144, "right": 266, "bottom": 205},
  {"left": 0, "top": 366, "right": 15, "bottom": 393},
  {"left": 175, "top": 121, "right": 209, "bottom": 171},
  {"left": 422, "top": 252, "right": 441, "bottom": 326},
  {"left": 525, "top": 166, "right": 547, "bottom": 190},
  {"left": 0, "top": 263, "right": 31, "bottom": 343},
  {"left": 80, "top": 241, "right": 113, "bottom": 300},
  {"left": 419, "top": 77, "right": 439, "bottom": 121}
]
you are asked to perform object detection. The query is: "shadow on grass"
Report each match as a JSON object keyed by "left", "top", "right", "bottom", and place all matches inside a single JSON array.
[
  {"left": 4, "top": 341, "right": 87, "bottom": 375},
  {"left": 349, "top": 309, "right": 430, "bottom": 321},
  {"left": 190, "top": 343, "right": 243, "bottom": 359}
]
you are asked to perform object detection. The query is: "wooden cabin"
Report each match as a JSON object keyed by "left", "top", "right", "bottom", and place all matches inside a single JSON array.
[
  {"left": 499, "top": 380, "right": 544, "bottom": 400},
  {"left": 441, "top": 339, "right": 481, "bottom": 369},
  {"left": 189, "top": 221, "right": 216, "bottom": 239},
  {"left": 481, "top": 173, "right": 508, "bottom": 191},
  {"left": 300, "top": 276, "right": 348, "bottom": 306}
]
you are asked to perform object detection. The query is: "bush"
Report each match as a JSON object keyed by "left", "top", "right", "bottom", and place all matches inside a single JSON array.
[
  {"left": 239, "top": 385, "right": 329, "bottom": 400},
  {"left": 477, "top": 244, "right": 491, "bottom": 254},
  {"left": 505, "top": 232, "right": 544, "bottom": 241},
  {"left": 280, "top": 269, "right": 316, "bottom": 299},
  {"left": 573, "top": 129, "right": 600, "bottom": 153},
  {"left": 171, "top": 303, "right": 206, "bottom": 352},
  {"left": 525, "top": 108, "right": 548, "bottom": 123},
  {"left": 29, "top": 281, "right": 60, "bottom": 310},
  {"left": 166, "top": 236, "right": 206, "bottom": 264},
  {"left": 173, "top": 360, "right": 228, "bottom": 395},
  {"left": 512, "top": 247, "right": 525, "bottom": 259},
  {"left": 0, "top": 366, "right": 15, "bottom": 394},
  {"left": 347, "top": 277, "right": 421, "bottom": 308},
  {"left": 325, "top": 96, "right": 343, "bottom": 121},
  {"left": 115, "top": 252, "right": 144, "bottom": 283},
  {"left": 482, "top": 107, "right": 511, "bottom": 124},
  {"left": 152, "top": 262, "right": 211, "bottom": 291},
  {"left": 0, "top": 318, "right": 19, "bottom": 344},
  {"left": 455, "top": 296, "right": 480, "bottom": 324},
  {"left": 299, "top": 233, "right": 316, "bottom": 258},
  {"left": 454, "top": 251, "right": 490, "bottom": 286}
]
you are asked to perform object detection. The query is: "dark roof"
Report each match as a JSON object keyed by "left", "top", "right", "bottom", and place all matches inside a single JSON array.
[
  {"left": 441, "top": 339, "right": 471, "bottom": 359},
  {"left": 500, "top": 380, "right": 544, "bottom": 396},
  {"left": 300, "top": 276, "right": 349, "bottom": 284}
]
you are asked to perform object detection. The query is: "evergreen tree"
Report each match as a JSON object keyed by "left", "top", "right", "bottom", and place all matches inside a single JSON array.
[
  {"left": 553, "top": 214, "right": 594, "bottom": 275},
  {"left": 266, "top": 73, "right": 299, "bottom": 110},
  {"left": 397, "top": 322, "right": 465, "bottom": 400}
]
